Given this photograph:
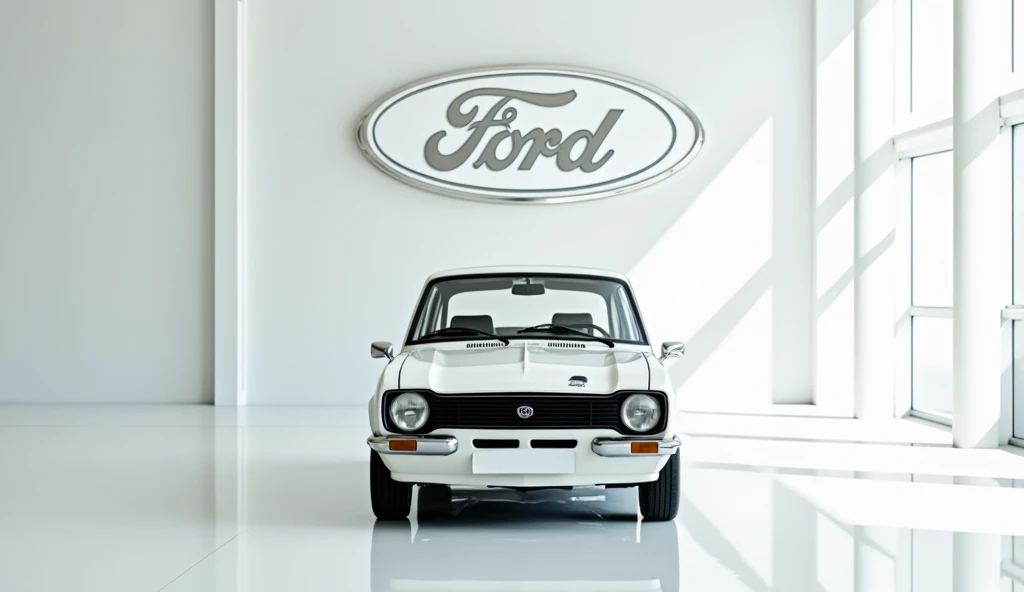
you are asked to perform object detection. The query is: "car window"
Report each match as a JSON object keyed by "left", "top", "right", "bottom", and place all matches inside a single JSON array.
[
  {"left": 610, "top": 286, "right": 641, "bottom": 341},
  {"left": 406, "top": 274, "right": 648, "bottom": 344},
  {"left": 448, "top": 288, "right": 609, "bottom": 334}
]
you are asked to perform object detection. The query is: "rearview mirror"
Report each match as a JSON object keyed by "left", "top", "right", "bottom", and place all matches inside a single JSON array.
[
  {"left": 512, "top": 283, "right": 545, "bottom": 296},
  {"left": 660, "top": 341, "right": 685, "bottom": 362},
  {"left": 371, "top": 341, "right": 394, "bottom": 361}
]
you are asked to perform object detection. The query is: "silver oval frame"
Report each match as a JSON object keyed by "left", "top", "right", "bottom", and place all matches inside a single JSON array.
[{"left": 355, "top": 64, "right": 705, "bottom": 205}]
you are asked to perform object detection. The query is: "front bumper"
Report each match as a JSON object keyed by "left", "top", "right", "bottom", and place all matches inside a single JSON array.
[
  {"left": 367, "top": 435, "right": 458, "bottom": 456},
  {"left": 591, "top": 436, "right": 680, "bottom": 457},
  {"left": 365, "top": 431, "right": 680, "bottom": 487},
  {"left": 367, "top": 435, "right": 680, "bottom": 457}
]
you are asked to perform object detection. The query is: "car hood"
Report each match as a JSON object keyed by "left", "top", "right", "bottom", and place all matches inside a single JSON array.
[{"left": 398, "top": 343, "right": 651, "bottom": 394}]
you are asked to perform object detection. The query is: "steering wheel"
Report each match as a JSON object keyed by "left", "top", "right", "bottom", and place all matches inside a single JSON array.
[{"left": 564, "top": 323, "right": 612, "bottom": 338}]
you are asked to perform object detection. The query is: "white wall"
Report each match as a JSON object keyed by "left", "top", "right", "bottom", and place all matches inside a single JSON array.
[
  {"left": 0, "top": 1, "right": 213, "bottom": 403},
  {"left": 247, "top": 0, "right": 814, "bottom": 405}
]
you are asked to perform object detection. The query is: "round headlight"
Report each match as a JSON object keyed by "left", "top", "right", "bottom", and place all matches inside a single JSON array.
[
  {"left": 389, "top": 392, "right": 430, "bottom": 431},
  {"left": 620, "top": 394, "right": 661, "bottom": 433}
]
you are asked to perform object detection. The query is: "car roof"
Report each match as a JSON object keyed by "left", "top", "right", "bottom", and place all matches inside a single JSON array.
[{"left": 425, "top": 265, "right": 630, "bottom": 283}]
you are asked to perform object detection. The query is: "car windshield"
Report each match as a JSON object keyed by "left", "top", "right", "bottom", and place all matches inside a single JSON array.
[{"left": 406, "top": 274, "right": 648, "bottom": 345}]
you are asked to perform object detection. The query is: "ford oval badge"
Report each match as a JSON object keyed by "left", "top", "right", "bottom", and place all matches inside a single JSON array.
[{"left": 356, "top": 64, "right": 704, "bottom": 204}]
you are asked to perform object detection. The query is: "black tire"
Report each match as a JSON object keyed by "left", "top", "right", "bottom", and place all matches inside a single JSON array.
[
  {"left": 639, "top": 520, "right": 680, "bottom": 592},
  {"left": 370, "top": 451, "right": 413, "bottom": 520},
  {"left": 370, "top": 519, "right": 412, "bottom": 591},
  {"left": 638, "top": 452, "right": 680, "bottom": 521},
  {"left": 417, "top": 484, "right": 453, "bottom": 521}
]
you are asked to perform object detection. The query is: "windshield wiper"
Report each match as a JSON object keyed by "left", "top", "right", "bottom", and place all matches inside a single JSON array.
[
  {"left": 419, "top": 327, "right": 510, "bottom": 345},
  {"left": 515, "top": 324, "right": 615, "bottom": 348}
]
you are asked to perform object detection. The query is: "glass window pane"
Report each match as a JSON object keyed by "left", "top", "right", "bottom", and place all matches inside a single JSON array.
[
  {"left": 448, "top": 288, "right": 609, "bottom": 333},
  {"left": 912, "top": 316, "right": 953, "bottom": 417},
  {"left": 910, "top": 0, "right": 953, "bottom": 124},
  {"left": 1015, "top": 321, "right": 1024, "bottom": 438},
  {"left": 1014, "top": 126, "right": 1024, "bottom": 304},
  {"left": 1016, "top": 0, "right": 1024, "bottom": 74},
  {"left": 912, "top": 152, "right": 954, "bottom": 307},
  {"left": 407, "top": 274, "right": 647, "bottom": 343}
]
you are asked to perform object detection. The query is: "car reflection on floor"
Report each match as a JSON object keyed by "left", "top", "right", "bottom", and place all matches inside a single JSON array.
[{"left": 370, "top": 485, "right": 679, "bottom": 592}]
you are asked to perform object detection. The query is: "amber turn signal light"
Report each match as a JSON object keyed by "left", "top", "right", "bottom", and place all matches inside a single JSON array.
[
  {"left": 630, "top": 441, "right": 659, "bottom": 454},
  {"left": 389, "top": 439, "right": 417, "bottom": 452}
]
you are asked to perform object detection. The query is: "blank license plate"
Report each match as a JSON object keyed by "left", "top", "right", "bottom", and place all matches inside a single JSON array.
[{"left": 471, "top": 449, "right": 575, "bottom": 474}]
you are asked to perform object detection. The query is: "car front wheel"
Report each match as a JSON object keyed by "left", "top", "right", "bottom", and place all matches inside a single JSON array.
[
  {"left": 638, "top": 451, "right": 679, "bottom": 521},
  {"left": 370, "top": 450, "right": 412, "bottom": 520}
]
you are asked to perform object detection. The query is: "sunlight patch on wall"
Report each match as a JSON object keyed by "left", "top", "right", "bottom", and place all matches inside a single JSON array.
[
  {"left": 816, "top": 33, "right": 854, "bottom": 208},
  {"left": 817, "top": 200, "right": 855, "bottom": 302},
  {"left": 629, "top": 120, "right": 774, "bottom": 406},
  {"left": 681, "top": 289, "right": 773, "bottom": 408},
  {"left": 816, "top": 197, "right": 855, "bottom": 414}
]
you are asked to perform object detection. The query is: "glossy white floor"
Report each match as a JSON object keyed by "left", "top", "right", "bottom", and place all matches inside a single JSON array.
[{"left": 2, "top": 406, "right": 1024, "bottom": 592}]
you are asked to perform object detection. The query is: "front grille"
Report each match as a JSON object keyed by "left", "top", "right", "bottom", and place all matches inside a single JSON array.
[
  {"left": 531, "top": 439, "right": 578, "bottom": 449},
  {"left": 381, "top": 390, "right": 667, "bottom": 435},
  {"left": 473, "top": 439, "right": 520, "bottom": 449}
]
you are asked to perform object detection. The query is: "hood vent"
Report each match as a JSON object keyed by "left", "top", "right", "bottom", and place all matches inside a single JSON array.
[
  {"left": 465, "top": 341, "right": 506, "bottom": 349},
  {"left": 546, "top": 341, "right": 587, "bottom": 349}
]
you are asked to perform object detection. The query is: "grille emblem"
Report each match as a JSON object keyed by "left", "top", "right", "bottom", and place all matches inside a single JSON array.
[{"left": 517, "top": 406, "right": 534, "bottom": 419}]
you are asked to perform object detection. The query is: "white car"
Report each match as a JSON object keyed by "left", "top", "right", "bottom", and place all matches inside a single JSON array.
[{"left": 366, "top": 266, "right": 684, "bottom": 521}]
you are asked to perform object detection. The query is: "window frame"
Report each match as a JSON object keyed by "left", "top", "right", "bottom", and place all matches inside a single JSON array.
[
  {"left": 907, "top": 150, "right": 955, "bottom": 422},
  {"left": 1012, "top": 124, "right": 1024, "bottom": 441}
]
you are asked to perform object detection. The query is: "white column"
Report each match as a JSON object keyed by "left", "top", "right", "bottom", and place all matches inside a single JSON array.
[
  {"left": 951, "top": 533, "right": 1001, "bottom": 592},
  {"left": 215, "top": 0, "right": 248, "bottom": 406},
  {"left": 952, "top": 0, "right": 1011, "bottom": 447},
  {"left": 853, "top": 472, "right": 898, "bottom": 592},
  {"left": 853, "top": 0, "right": 896, "bottom": 419},
  {"left": 951, "top": 477, "right": 1003, "bottom": 591},
  {"left": 950, "top": 501, "right": 999, "bottom": 589},
  {"left": 946, "top": 477, "right": 1003, "bottom": 585}
]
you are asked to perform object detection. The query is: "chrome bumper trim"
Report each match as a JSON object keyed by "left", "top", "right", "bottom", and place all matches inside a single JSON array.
[
  {"left": 591, "top": 436, "right": 680, "bottom": 457},
  {"left": 367, "top": 435, "right": 458, "bottom": 456}
]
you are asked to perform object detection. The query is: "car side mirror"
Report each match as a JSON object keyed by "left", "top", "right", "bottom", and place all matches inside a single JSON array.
[
  {"left": 371, "top": 341, "right": 394, "bottom": 361},
  {"left": 660, "top": 341, "right": 685, "bottom": 362}
]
